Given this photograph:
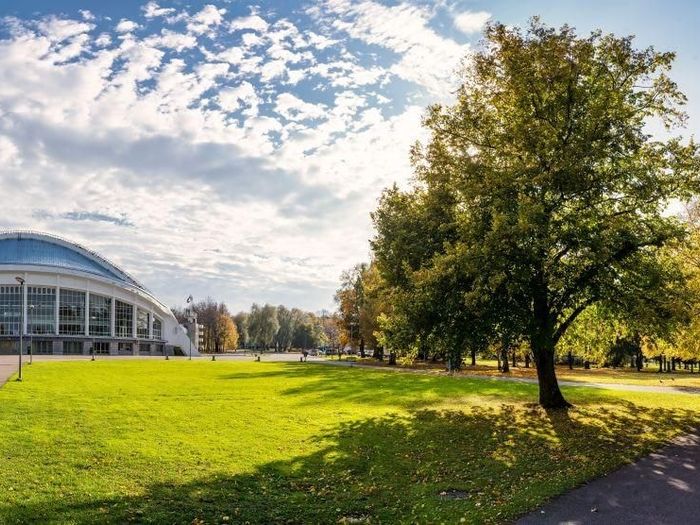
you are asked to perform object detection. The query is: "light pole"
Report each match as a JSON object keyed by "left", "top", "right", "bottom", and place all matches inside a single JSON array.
[
  {"left": 186, "top": 295, "right": 193, "bottom": 360},
  {"left": 15, "top": 276, "right": 24, "bottom": 381}
]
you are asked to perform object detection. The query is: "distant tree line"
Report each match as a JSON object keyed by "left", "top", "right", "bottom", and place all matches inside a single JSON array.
[{"left": 173, "top": 300, "right": 341, "bottom": 353}]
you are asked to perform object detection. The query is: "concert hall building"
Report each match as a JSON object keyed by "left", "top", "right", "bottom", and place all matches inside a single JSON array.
[{"left": 0, "top": 231, "right": 196, "bottom": 356}]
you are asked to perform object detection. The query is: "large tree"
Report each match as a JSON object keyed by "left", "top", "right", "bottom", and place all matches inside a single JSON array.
[{"left": 372, "top": 20, "right": 699, "bottom": 407}]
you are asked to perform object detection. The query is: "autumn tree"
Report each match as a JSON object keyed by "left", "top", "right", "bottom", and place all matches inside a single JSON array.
[{"left": 372, "top": 20, "right": 699, "bottom": 407}]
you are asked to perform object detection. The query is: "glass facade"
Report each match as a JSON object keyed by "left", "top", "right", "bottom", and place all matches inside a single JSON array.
[
  {"left": 115, "top": 300, "right": 133, "bottom": 338},
  {"left": 63, "top": 340, "right": 83, "bottom": 355},
  {"left": 136, "top": 308, "right": 149, "bottom": 339},
  {"left": 138, "top": 342, "right": 151, "bottom": 355},
  {"left": 93, "top": 341, "right": 110, "bottom": 354},
  {"left": 59, "top": 289, "right": 86, "bottom": 335},
  {"left": 31, "top": 340, "right": 53, "bottom": 354},
  {"left": 89, "top": 294, "right": 111, "bottom": 336},
  {"left": 118, "top": 342, "right": 133, "bottom": 355},
  {"left": 0, "top": 285, "right": 21, "bottom": 336},
  {"left": 27, "top": 286, "right": 55, "bottom": 335},
  {"left": 153, "top": 317, "right": 162, "bottom": 339}
]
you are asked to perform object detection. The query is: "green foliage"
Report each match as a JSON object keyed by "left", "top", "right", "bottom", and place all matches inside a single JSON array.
[
  {"left": 371, "top": 19, "right": 700, "bottom": 406},
  {"left": 247, "top": 303, "right": 279, "bottom": 349}
]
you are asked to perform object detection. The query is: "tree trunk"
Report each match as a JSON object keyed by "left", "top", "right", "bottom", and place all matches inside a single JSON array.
[
  {"left": 658, "top": 356, "right": 663, "bottom": 373},
  {"left": 532, "top": 337, "right": 570, "bottom": 409},
  {"left": 568, "top": 350, "right": 573, "bottom": 370},
  {"left": 635, "top": 351, "right": 643, "bottom": 371},
  {"left": 525, "top": 352, "right": 530, "bottom": 368},
  {"left": 359, "top": 338, "right": 365, "bottom": 358},
  {"left": 512, "top": 350, "right": 516, "bottom": 368},
  {"left": 501, "top": 346, "right": 509, "bottom": 373},
  {"left": 470, "top": 348, "right": 476, "bottom": 366}
]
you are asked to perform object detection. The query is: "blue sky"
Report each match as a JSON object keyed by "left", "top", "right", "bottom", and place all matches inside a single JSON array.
[{"left": 0, "top": 1, "right": 698, "bottom": 313}]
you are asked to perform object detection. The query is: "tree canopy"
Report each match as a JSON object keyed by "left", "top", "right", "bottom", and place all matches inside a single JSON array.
[{"left": 371, "top": 19, "right": 700, "bottom": 407}]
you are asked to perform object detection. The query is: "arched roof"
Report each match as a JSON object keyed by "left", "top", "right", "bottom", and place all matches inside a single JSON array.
[{"left": 0, "top": 231, "right": 145, "bottom": 290}]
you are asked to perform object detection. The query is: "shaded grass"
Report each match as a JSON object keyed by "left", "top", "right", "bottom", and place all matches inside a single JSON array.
[
  {"left": 344, "top": 356, "right": 700, "bottom": 388},
  {"left": 0, "top": 360, "right": 697, "bottom": 524}
]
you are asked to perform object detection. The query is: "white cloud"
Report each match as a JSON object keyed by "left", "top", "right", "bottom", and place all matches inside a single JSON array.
[
  {"left": 37, "top": 17, "right": 93, "bottom": 42},
  {"left": 116, "top": 19, "right": 139, "bottom": 33},
  {"left": 230, "top": 15, "right": 269, "bottom": 33},
  {"left": 0, "top": 4, "right": 466, "bottom": 311},
  {"left": 453, "top": 11, "right": 491, "bottom": 34},
  {"left": 218, "top": 81, "right": 260, "bottom": 115},
  {"left": 186, "top": 4, "right": 226, "bottom": 35},
  {"left": 275, "top": 93, "right": 327, "bottom": 121},
  {"left": 314, "top": 0, "right": 467, "bottom": 96},
  {"left": 142, "top": 1, "right": 176, "bottom": 19}
]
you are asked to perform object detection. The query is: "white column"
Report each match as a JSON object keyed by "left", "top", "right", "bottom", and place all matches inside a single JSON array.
[
  {"left": 110, "top": 298, "right": 116, "bottom": 337},
  {"left": 132, "top": 304, "right": 137, "bottom": 339},
  {"left": 55, "top": 286, "right": 60, "bottom": 336},
  {"left": 85, "top": 291, "right": 90, "bottom": 336},
  {"left": 148, "top": 311, "right": 153, "bottom": 339}
]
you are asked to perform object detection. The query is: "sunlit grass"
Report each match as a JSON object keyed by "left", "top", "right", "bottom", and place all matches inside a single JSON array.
[{"left": 0, "top": 360, "right": 697, "bottom": 524}]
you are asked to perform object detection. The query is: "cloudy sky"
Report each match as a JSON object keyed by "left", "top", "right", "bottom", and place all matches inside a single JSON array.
[{"left": 0, "top": 1, "right": 698, "bottom": 313}]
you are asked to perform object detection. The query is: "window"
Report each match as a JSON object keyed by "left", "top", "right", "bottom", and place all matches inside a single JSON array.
[
  {"left": 0, "top": 285, "right": 21, "bottom": 336},
  {"left": 63, "top": 341, "right": 83, "bottom": 355},
  {"left": 139, "top": 342, "right": 151, "bottom": 355},
  {"left": 118, "top": 342, "right": 133, "bottom": 355},
  {"left": 89, "top": 294, "right": 111, "bottom": 337},
  {"left": 31, "top": 340, "right": 53, "bottom": 355},
  {"left": 27, "top": 287, "right": 55, "bottom": 335},
  {"left": 153, "top": 343, "right": 164, "bottom": 355},
  {"left": 93, "top": 341, "right": 110, "bottom": 354},
  {"left": 59, "top": 289, "right": 85, "bottom": 335},
  {"left": 152, "top": 316, "right": 162, "bottom": 339},
  {"left": 136, "top": 308, "right": 149, "bottom": 339},
  {"left": 115, "top": 300, "right": 133, "bottom": 338}
]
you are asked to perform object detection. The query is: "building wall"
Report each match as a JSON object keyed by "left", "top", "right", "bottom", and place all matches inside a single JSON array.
[{"left": 0, "top": 266, "right": 196, "bottom": 355}]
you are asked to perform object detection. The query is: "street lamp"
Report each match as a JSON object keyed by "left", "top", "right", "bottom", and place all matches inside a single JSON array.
[
  {"left": 186, "top": 295, "right": 193, "bottom": 361},
  {"left": 15, "top": 276, "right": 24, "bottom": 381}
]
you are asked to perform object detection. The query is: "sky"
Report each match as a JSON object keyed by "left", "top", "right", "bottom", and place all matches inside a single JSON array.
[{"left": 0, "top": 1, "right": 698, "bottom": 313}]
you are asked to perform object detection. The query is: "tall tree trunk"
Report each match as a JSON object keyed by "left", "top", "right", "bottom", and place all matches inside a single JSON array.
[
  {"left": 512, "top": 350, "right": 516, "bottom": 368},
  {"left": 501, "top": 346, "right": 509, "bottom": 373},
  {"left": 532, "top": 334, "right": 570, "bottom": 408},
  {"left": 567, "top": 350, "right": 573, "bottom": 370},
  {"left": 525, "top": 352, "right": 530, "bottom": 368},
  {"left": 359, "top": 338, "right": 365, "bottom": 358},
  {"left": 471, "top": 348, "right": 476, "bottom": 366}
]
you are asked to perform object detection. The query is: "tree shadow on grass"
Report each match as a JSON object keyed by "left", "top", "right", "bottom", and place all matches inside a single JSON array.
[
  {"left": 2, "top": 400, "right": 697, "bottom": 524},
  {"left": 217, "top": 362, "right": 647, "bottom": 410}
]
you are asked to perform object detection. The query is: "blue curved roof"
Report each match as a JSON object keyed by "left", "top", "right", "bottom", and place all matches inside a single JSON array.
[{"left": 0, "top": 235, "right": 140, "bottom": 288}]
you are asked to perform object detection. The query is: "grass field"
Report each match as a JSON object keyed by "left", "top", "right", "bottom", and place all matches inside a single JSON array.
[
  {"left": 343, "top": 356, "right": 700, "bottom": 388},
  {"left": 0, "top": 360, "right": 698, "bottom": 524}
]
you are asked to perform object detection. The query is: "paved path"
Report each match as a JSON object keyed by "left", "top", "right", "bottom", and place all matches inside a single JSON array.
[
  {"left": 316, "top": 360, "right": 700, "bottom": 395},
  {"left": 517, "top": 430, "right": 700, "bottom": 524}
]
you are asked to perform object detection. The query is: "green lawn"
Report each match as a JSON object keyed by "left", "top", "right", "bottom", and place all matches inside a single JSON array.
[{"left": 0, "top": 360, "right": 698, "bottom": 524}]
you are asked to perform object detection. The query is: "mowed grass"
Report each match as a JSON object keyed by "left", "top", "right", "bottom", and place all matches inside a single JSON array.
[
  {"left": 346, "top": 357, "right": 700, "bottom": 388},
  {"left": 0, "top": 361, "right": 698, "bottom": 524}
]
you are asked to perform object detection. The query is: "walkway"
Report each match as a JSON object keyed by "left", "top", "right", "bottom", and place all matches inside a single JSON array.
[
  {"left": 517, "top": 430, "right": 700, "bottom": 524},
  {"left": 316, "top": 360, "right": 700, "bottom": 395}
]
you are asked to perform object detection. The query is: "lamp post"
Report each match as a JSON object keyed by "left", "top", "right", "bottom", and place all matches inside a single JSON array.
[
  {"left": 15, "top": 276, "right": 24, "bottom": 381},
  {"left": 186, "top": 295, "right": 194, "bottom": 360}
]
